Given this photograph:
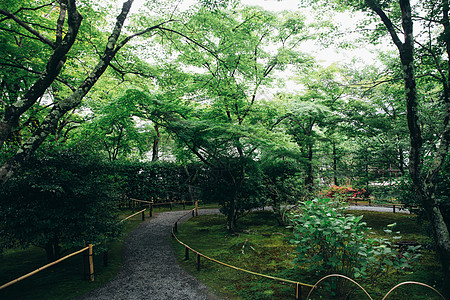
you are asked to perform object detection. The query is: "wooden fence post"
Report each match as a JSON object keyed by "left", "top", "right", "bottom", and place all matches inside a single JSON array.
[
  {"left": 150, "top": 203, "right": 153, "bottom": 217},
  {"left": 142, "top": 210, "right": 145, "bottom": 221},
  {"left": 195, "top": 201, "right": 199, "bottom": 216},
  {"left": 197, "top": 253, "right": 201, "bottom": 271},
  {"left": 393, "top": 205, "right": 396, "bottom": 213},
  {"left": 295, "top": 283, "right": 302, "bottom": 300},
  {"left": 185, "top": 247, "right": 189, "bottom": 260},
  {"left": 88, "top": 244, "right": 94, "bottom": 282}
]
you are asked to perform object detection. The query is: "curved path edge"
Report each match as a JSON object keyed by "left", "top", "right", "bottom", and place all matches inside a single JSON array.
[{"left": 77, "top": 209, "right": 221, "bottom": 300}]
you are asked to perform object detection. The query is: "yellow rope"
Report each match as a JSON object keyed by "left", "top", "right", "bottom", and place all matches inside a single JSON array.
[{"left": 172, "top": 208, "right": 314, "bottom": 288}]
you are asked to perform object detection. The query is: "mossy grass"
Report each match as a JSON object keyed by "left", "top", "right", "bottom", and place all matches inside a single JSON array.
[{"left": 172, "top": 210, "right": 443, "bottom": 299}]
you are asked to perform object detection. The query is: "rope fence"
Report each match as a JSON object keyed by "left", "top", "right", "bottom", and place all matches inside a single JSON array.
[
  {"left": 171, "top": 207, "right": 314, "bottom": 300},
  {"left": 172, "top": 206, "right": 445, "bottom": 300}
]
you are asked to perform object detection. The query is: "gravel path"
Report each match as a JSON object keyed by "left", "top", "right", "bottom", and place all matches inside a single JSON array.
[
  {"left": 348, "top": 205, "right": 410, "bottom": 213},
  {"left": 77, "top": 209, "right": 221, "bottom": 300}
]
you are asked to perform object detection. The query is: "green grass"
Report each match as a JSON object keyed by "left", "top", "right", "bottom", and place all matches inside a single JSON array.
[
  {"left": 0, "top": 209, "right": 144, "bottom": 300},
  {"left": 171, "top": 210, "right": 444, "bottom": 300}
]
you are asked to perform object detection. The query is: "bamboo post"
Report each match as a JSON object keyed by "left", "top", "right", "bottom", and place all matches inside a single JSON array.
[
  {"left": 88, "top": 244, "right": 94, "bottom": 282},
  {"left": 295, "top": 283, "right": 302, "bottom": 300},
  {"left": 197, "top": 253, "right": 201, "bottom": 271},
  {"left": 195, "top": 201, "right": 199, "bottom": 216},
  {"left": 185, "top": 247, "right": 189, "bottom": 260}
]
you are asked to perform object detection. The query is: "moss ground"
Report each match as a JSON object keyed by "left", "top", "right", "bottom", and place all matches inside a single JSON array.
[{"left": 171, "top": 210, "right": 444, "bottom": 300}]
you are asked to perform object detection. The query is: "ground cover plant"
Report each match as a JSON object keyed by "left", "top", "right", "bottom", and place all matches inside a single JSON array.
[{"left": 172, "top": 210, "right": 443, "bottom": 299}]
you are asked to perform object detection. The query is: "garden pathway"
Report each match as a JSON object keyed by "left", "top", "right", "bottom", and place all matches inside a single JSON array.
[{"left": 77, "top": 208, "right": 221, "bottom": 300}]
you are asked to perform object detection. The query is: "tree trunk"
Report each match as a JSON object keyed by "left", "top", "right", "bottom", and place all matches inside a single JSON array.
[
  {"left": 44, "top": 240, "right": 61, "bottom": 263},
  {"left": 332, "top": 142, "right": 339, "bottom": 186},
  {"left": 305, "top": 142, "right": 314, "bottom": 191},
  {"left": 226, "top": 197, "right": 236, "bottom": 232},
  {"left": 0, "top": 1, "right": 82, "bottom": 150},
  {"left": 152, "top": 124, "right": 160, "bottom": 161},
  {"left": 369, "top": 0, "right": 450, "bottom": 295}
]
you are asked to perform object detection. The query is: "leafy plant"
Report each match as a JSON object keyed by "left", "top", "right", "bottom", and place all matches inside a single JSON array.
[
  {"left": 0, "top": 148, "right": 122, "bottom": 262},
  {"left": 288, "top": 198, "right": 420, "bottom": 298}
]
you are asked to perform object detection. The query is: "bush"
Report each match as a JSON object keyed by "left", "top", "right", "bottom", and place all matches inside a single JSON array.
[
  {"left": 0, "top": 148, "right": 122, "bottom": 262},
  {"left": 320, "top": 185, "right": 366, "bottom": 201},
  {"left": 288, "top": 198, "right": 420, "bottom": 297}
]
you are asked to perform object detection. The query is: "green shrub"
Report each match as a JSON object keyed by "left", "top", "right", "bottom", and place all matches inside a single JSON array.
[
  {"left": 288, "top": 198, "right": 420, "bottom": 297},
  {"left": 0, "top": 149, "right": 122, "bottom": 262}
]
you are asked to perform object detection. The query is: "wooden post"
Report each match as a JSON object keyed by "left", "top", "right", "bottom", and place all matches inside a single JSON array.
[
  {"left": 174, "top": 222, "right": 178, "bottom": 233},
  {"left": 192, "top": 210, "right": 195, "bottom": 217},
  {"left": 183, "top": 201, "right": 186, "bottom": 209},
  {"left": 142, "top": 210, "right": 145, "bottom": 221},
  {"left": 295, "top": 283, "right": 302, "bottom": 300},
  {"left": 170, "top": 202, "right": 173, "bottom": 210},
  {"left": 393, "top": 205, "right": 396, "bottom": 213},
  {"left": 185, "top": 247, "right": 189, "bottom": 260},
  {"left": 197, "top": 253, "right": 201, "bottom": 271},
  {"left": 88, "top": 244, "right": 94, "bottom": 282},
  {"left": 150, "top": 203, "right": 153, "bottom": 217},
  {"left": 195, "top": 201, "right": 199, "bottom": 216}
]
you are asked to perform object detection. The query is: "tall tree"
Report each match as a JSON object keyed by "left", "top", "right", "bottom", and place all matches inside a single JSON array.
[{"left": 135, "top": 4, "right": 314, "bottom": 230}]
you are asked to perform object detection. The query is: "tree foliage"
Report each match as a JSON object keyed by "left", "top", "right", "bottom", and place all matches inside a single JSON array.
[{"left": 0, "top": 147, "right": 122, "bottom": 262}]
